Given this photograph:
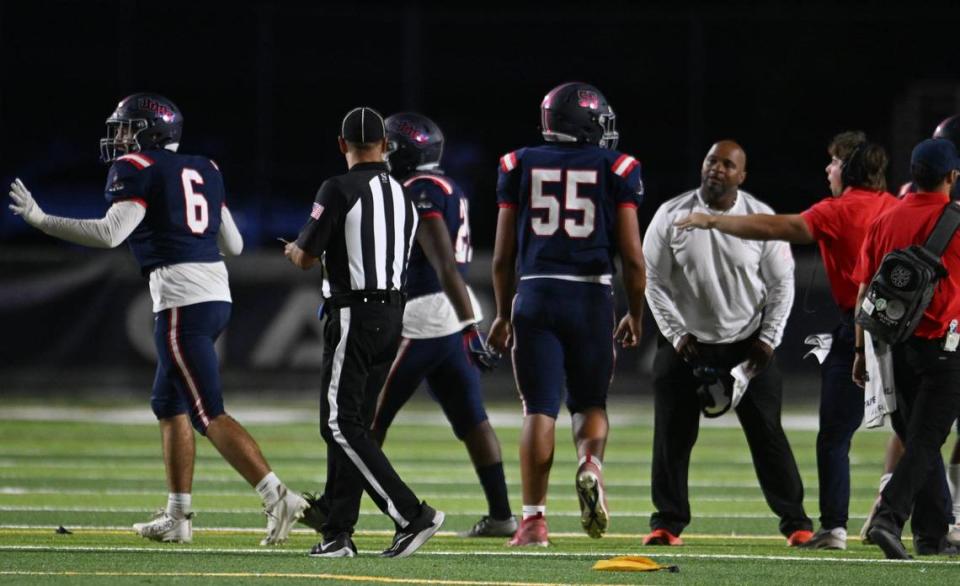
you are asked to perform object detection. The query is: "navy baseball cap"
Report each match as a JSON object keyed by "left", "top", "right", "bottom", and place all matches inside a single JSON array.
[
  {"left": 341, "top": 106, "right": 385, "bottom": 143},
  {"left": 911, "top": 138, "right": 960, "bottom": 176}
]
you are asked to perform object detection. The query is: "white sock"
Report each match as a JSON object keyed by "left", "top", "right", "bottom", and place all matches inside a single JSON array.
[
  {"left": 166, "top": 493, "right": 191, "bottom": 519},
  {"left": 949, "top": 464, "right": 960, "bottom": 518},
  {"left": 578, "top": 454, "right": 602, "bottom": 470},
  {"left": 878, "top": 472, "right": 893, "bottom": 494},
  {"left": 522, "top": 505, "right": 545, "bottom": 520},
  {"left": 255, "top": 472, "right": 282, "bottom": 507}
]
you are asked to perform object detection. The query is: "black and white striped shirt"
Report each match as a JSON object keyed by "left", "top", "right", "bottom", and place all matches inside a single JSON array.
[{"left": 296, "top": 162, "right": 419, "bottom": 295}]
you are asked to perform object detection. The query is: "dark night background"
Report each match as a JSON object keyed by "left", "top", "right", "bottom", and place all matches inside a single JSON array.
[{"left": 1, "top": 0, "right": 960, "bottom": 394}]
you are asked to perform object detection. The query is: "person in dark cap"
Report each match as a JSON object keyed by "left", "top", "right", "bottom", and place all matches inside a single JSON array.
[
  {"left": 853, "top": 138, "right": 960, "bottom": 559},
  {"left": 284, "top": 106, "right": 487, "bottom": 558}
]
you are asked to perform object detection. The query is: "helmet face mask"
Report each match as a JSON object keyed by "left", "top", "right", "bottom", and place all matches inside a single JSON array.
[
  {"left": 100, "top": 93, "right": 183, "bottom": 163},
  {"left": 541, "top": 82, "right": 619, "bottom": 150}
]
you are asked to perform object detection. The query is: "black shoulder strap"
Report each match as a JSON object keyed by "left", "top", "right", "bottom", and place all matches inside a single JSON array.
[{"left": 924, "top": 202, "right": 960, "bottom": 256}]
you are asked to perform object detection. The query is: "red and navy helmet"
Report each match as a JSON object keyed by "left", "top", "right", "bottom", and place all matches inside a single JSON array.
[
  {"left": 384, "top": 112, "right": 444, "bottom": 178},
  {"left": 540, "top": 82, "right": 618, "bottom": 149},
  {"left": 100, "top": 93, "right": 183, "bottom": 163},
  {"left": 934, "top": 114, "right": 960, "bottom": 150}
]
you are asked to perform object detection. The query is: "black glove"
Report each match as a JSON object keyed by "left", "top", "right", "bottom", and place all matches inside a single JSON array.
[{"left": 462, "top": 323, "right": 500, "bottom": 372}]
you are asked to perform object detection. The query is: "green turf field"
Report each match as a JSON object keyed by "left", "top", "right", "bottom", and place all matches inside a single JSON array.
[{"left": 1, "top": 399, "right": 957, "bottom": 584}]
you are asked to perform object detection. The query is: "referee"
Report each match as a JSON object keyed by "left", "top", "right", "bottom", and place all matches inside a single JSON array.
[{"left": 284, "top": 106, "right": 475, "bottom": 559}]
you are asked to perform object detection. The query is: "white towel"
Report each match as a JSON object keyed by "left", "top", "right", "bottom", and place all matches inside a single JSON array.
[
  {"left": 863, "top": 331, "right": 897, "bottom": 428},
  {"left": 803, "top": 333, "right": 834, "bottom": 364},
  {"left": 730, "top": 361, "right": 755, "bottom": 409}
]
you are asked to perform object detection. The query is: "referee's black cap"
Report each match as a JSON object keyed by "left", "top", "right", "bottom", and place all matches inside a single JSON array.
[{"left": 341, "top": 106, "right": 386, "bottom": 143}]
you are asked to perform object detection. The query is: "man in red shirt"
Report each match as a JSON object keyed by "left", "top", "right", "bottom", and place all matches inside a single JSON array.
[
  {"left": 674, "top": 131, "right": 896, "bottom": 549},
  {"left": 854, "top": 138, "right": 960, "bottom": 559}
]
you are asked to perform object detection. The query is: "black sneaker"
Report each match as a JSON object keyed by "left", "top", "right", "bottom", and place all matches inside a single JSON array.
[
  {"left": 867, "top": 525, "right": 912, "bottom": 560},
  {"left": 459, "top": 515, "right": 519, "bottom": 537},
  {"left": 309, "top": 533, "right": 357, "bottom": 558},
  {"left": 299, "top": 492, "right": 329, "bottom": 533},
  {"left": 915, "top": 536, "right": 960, "bottom": 556},
  {"left": 381, "top": 502, "right": 445, "bottom": 558}
]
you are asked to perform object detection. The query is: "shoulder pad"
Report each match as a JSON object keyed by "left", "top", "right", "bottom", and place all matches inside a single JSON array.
[
  {"left": 610, "top": 153, "right": 640, "bottom": 178},
  {"left": 116, "top": 153, "right": 155, "bottom": 170},
  {"left": 403, "top": 174, "right": 454, "bottom": 195}
]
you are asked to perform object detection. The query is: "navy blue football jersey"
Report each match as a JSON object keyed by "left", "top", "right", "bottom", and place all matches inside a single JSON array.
[
  {"left": 496, "top": 143, "right": 644, "bottom": 277},
  {"left": 104, "top": 149, "right": 224, "bottom": 274},
  {"left": 403, "top": 172, "right": 471, "bottom": 298}
]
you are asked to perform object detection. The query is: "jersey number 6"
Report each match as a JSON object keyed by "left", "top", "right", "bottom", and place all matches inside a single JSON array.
[
  {"left": 530, "top": 168, "right": 597, "bottom": 238},
  {"left": 181, "top": 168, "right": 209, "bottom": 234}
]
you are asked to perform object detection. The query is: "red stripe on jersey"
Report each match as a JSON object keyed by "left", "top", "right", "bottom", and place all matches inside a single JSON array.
[
  {"left": 617, "top": 202, "right": 638, "bottom": 209},
  {"left": 612, "top": 154, "right": 629, "bottom": 170},
  {"left": 404, "top": 174, "right": 453, "bottom": 195},
  {"left": 498, "top": 202, "right": 517, "bottom": 208},
  {"left": 500, "top": 152, "right": 517, "bottom": 173},
  {"left": 117, "top": 153, "right": 154, "bottom": 169},
  {"left": 420, "top": 211, "right": 443, "bottom": 219},
  {"left": 621, "top": 159, "right": 640, "bottom": 177}
]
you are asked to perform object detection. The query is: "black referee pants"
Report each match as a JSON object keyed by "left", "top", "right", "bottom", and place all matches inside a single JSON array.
[
  {"left": 650, "top": 334, "right": 812, "bottom": 537},
  {"left": 873, "top": 337, "right": 960, "bottom": 545},
  {"left": 318, "top": 301, "right": 427, "bottom": 537}
]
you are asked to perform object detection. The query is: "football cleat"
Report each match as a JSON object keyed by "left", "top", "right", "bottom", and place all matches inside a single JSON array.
[
  {"left": 133, "top": 510, "right": 193, "bottom": 543},
  {"left": 786, "top": 529, "right": 814, "bottom": 546},
  {"left": 309, "top": 533, "right": 357, "bottom": 558},
  {"left": 261, "top": 486, "right": 309, "bottom": 546},
  {"left": 507, "top": 514, "right": 549, "bottom": 547},
  {"left": 948, "top": 523, "right": 960, "bottom": 546},
  {"left": 460, "top": 515, "right": 519, "bottom": 538},
  {"left": 380, "top": 502, "right": 445, "bottom": 558},
  {"left": 575, "top": 457, "right": 608, "bottom": 539},
  {"left": 799, "top": 526, "right": 847, "bottom": 550},
  {"left": 642, "top": 528, "right": 683, "bottom": 546}
]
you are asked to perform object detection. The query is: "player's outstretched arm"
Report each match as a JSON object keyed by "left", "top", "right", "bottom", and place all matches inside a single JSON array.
[
  {"left": 614, "top": 205, "right": 645, "bottom": 348},
  {"left": 488, "top": 207, "right": 518, "bottom": 354},
  {"left": 8, "top": 178, "right": 144, "bottom": 248},
  {"left": 674, "top": 212, "right": 814, "bottom": 244},
  {"left": 415, "top": 216, "right": 475, "bottom": 324}
]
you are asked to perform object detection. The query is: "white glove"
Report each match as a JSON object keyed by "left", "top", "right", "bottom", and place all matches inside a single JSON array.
[{"left": 8, "top": 178, "right": 47, "bottom": 228}]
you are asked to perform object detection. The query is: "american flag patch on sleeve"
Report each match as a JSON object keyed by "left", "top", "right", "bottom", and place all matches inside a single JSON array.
[{"left": 311, "top": 203, "right": 325, "bottom": 220}]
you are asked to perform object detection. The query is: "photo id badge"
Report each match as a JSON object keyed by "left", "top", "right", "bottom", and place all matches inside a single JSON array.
[{"left": 944, "top": 319, "right": 959, "bottom": 352}]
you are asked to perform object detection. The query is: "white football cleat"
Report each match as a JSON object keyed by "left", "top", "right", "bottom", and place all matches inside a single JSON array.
[
  {"left": 133, "top": 510, "right": 193, "bottom": 543},
  {"left": 261, "top": 486, "right": 309, "bottom": 546}
]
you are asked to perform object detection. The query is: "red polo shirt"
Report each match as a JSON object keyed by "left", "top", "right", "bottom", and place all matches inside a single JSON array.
[
  {"left": 801, "top": 188, "right": 897, "bottom": 311},
  {"left": 853, "top": 192, "right": 960, "bottom": 339}
]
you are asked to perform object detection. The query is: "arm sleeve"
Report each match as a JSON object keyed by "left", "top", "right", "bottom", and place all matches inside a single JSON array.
[
  {"left": 409, "top": 180, "right": 446, "bottom": 219},
  {"left": 642, "top": 206, "right": 687, "bottom": 348},
  {"left": 496, "top": 151, "right": 521, "bottom": 208},
  {"left": 800, "top": 197, "right": 837, "bottom": 242},
  {"left": 218, "top": 206, "right": 243, "bottom": 256},
  {"left": 38, "top": 200, "right": 146, "bottom": 248},
  {"left": 295, "top": 180, "right": 346, "bottom": 257},
  {"left": 610, "top": 153, "right": 644, "bottom": 208},
  {"left": 758, "top": 239, "right": 796, "bottom": 348},
  {"left": 104, "top": 160, "right": 150, "bottom": 206}
]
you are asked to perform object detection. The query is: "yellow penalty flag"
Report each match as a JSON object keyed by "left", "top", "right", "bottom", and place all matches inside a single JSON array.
[{"left": 592, "top": 555, "right": 680, "bottom": 573}]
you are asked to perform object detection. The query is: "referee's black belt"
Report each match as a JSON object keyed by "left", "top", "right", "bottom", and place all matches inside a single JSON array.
[{"left": 326, "top": 289, "right": 406, "bottom": 308}]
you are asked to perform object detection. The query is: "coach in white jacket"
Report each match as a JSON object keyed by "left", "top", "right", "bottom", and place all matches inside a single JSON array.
[{"left": 640, "top": 140, "right": 813, "bottom": 547}]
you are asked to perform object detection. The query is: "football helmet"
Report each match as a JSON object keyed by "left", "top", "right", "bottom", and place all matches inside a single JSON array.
[
  {"left": 693, "top": 365, "right": 733, "bottom": 418},
  {"left": 100, "top": 93, "right": 183, "bottom": 163},
  {"left": 934, "top": 114, "right": 960, "bottom": 149},
  {"left": 540, "top": 82, "right": 618, "bottom": 149},
  {"left": 385, "top": 112, "right": 444, "bottom": 178}
]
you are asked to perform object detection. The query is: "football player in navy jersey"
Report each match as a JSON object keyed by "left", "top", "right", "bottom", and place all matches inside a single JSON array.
[
  {"left": 7, "top": 93, "right": 307, "bottom": 545},
  {"left": 370, "top": 112, "right": 516, "bottom": 537},
  {"left": 488, "top": 82, "right": 647, "bottom": 546}
]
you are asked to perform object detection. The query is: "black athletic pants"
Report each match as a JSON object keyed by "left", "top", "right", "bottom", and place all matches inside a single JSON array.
[
  {"left": 318, "top": 298, "right": 427, "bottom": 538},
  {"left": 650, "top": 334, "right": 812, "bottom": 537},
  {"left": 873, "top": 336, "right": 960, "bottom": 545}
]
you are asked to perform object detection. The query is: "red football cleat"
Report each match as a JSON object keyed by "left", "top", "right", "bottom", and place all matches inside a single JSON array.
[
  {"left": 507, "top": 513, "right": 549, "bottom": 547},
  {"left": 787, "top": 529, "right": 814, "bottom": 546},
  {"left": 642, "top": 528, "right": 684, "bottom": 546}
]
